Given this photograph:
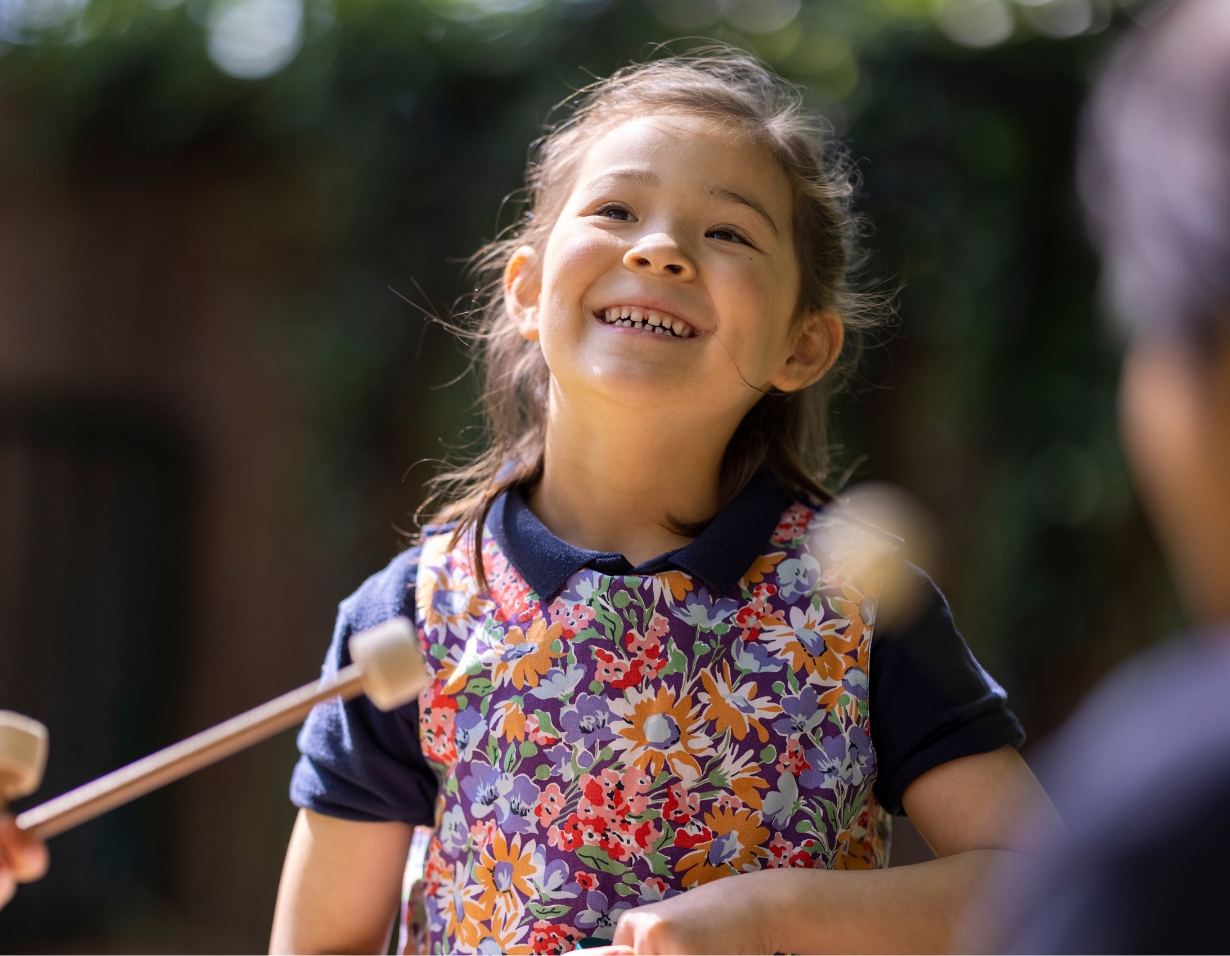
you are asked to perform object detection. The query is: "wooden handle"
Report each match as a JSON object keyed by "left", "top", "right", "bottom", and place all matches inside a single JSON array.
[{"left": 15, "top": 665, "right": 365, "bottom": 841}]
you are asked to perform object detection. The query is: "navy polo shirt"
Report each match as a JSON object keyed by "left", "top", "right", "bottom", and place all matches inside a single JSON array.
[{"left": 290, "top": 472, "right": 1024, "bottom": 823}]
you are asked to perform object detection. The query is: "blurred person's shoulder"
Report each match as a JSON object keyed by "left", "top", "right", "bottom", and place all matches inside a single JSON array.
[
  {"left": 1035, "top": 629, "right": 1230, "bottom": 832},
  {"left": 996, "top": 630, "right": 1230, "bottom": 953}
]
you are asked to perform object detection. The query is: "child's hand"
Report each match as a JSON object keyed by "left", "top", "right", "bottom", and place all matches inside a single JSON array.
[
  {"left": 596, "top": 873, "right": 783, "bottom": 955},
  {"left": 0, "top": 814, "right": 47, "bottom": 909}
]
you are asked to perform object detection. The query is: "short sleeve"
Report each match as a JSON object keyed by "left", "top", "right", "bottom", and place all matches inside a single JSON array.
[
  {"left": 869, "top": 563, "right": 1025, "bottom": 815},
  {"left": 290, "top": 547, "right": 439, "bottom": 826}
]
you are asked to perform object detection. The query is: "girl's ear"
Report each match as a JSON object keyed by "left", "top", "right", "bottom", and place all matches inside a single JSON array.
[
  {"left": 769, "top": 310, "right": 844, "bottom": 392},
  {"left": 504, "top": 246, "right": 542, "bottom": 341}
]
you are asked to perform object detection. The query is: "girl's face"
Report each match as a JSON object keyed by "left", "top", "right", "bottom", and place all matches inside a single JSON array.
[{"left": 507, "top": 113, "right": 837, "bottom": 428}]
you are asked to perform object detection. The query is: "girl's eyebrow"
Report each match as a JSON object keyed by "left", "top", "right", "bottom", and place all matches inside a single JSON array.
[
  {"left": 709, "top": 185, "right": 780, "bottom": 238},
  {"left": 583, "top": 168, "right": 661, "bottom": 191}
]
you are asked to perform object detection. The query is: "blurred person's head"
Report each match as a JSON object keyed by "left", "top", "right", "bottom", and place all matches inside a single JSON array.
[
  {"left": 1080, "top": 0, "right": 1230, "bottom": 625},
  {"left": 424, "top": 49, "right": 885, "bottom": 579}
]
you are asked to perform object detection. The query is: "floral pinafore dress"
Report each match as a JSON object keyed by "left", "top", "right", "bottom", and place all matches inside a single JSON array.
[{"left": 398, "top": 502, "right": 895, "bottom": 955}]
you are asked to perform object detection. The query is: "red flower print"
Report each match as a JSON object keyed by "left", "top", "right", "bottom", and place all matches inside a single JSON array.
[
  {"left": 535, "top": 783, "right": 566, "bottom": 826},
  {"left": 547, "top": 597, "right": 595, "bottom": 639},
  {"left": 548, "top": 814, "right": 585, "bottom": 852},
  {"left": 646, "top": 613, "right": 670, "bottom": 641},
  {"left": 662, "top": 783, "right": 700, "bottom": 824},
  {"left": 789, "top": 841, "right": 819, "bottom": 868},
  {"left": 526, "top": 714, "right": 558, "bottom": 746},
  {"left": 776, "top": 736, "right": 811, "bottom": 776},
  {"left": 574, "top": 871, "right": 599, "bottom": 891},
  {"left": 530, "top": 921, "right": 582, "bottom": 955},
  {"left": 766, "top": 832, "right": 795, "bottom": 868},
  {"left": 579, "top": 769, "right": 627, "bottom": 819},
  {"left": 469, "top": 819, "right": 496, "bottom": 851},
  {"left": 772, "top": 503, "right": 812, "bottom": 544},
  {"left": 642, "top": 876, "right": 669, "bottom": 895},
  {"left": 673, "top": 820, "right": 714, "bottom": 850},
  {"left": 624, "top": 630, "right": 665, "bottom": 675},
  {"left": 593, "top": 648, "right": 644, "bottom": 689},
  {"left": 420, "top": 702, "right": 458, "bottom": 764}
]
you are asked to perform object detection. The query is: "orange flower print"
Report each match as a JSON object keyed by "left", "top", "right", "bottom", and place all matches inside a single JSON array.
[
  {"left": 674, "top": 806, "right": 770, "bottom": 887},
  {"left": 709, "top": 748, "right": 770, "bottom": 809},
  {"left": 658, "top": 570, "right": 694, "bottom": 602},
  {"left": 699, "top": 662, "right": 781, "bottom": 742},
  {"left": 738, "top": 551, "right": 786, "bottom": 590},
  {"left": 492, "top": 699, "right": 528, "bottom": 742},
  {"left": 609, "top": 685, "right": 714, "bottom": 785},
  {"left": 494, "top": 615, "right": 564, "bottom": 690},
  {"left": 469, "top": 830, "right": 537, "bottom": 922}
]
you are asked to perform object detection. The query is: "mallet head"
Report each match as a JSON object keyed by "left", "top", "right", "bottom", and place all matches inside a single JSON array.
[
  {"left": 348, "top": 618, "right": 428, "bottom": 711},
  {"left": 0, "top": 712, "right": 48, "bottom": 807}
]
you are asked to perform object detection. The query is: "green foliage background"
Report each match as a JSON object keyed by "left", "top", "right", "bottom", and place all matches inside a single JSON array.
[{"left": 0, "top": 0, "right": 1180, "bottom": 948}]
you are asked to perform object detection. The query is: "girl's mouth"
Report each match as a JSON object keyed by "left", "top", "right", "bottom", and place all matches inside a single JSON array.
[{"left": 596, "top": 306, "right": 695, "bottom": 338}]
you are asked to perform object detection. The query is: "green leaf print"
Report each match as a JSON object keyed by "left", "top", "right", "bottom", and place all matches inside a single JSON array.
[
  {"left": 613, "top": 590, "right": 631, "bottom": 609},
  {"left": 772, "top": 681, "right": 786, "bottom": 696},
  {"left": 535, "top": 764, "right": 551, "bottom": 781},
  {"left": 621, "top": 871, "right": 639, "bottom": 884},
  {"left": 486, "top": 736, "right": 500, "bottom": 767},
  {"left": 504, "top": 744, "right": 518, "bottom": 773},
  {"left": 455, "top": 694, "right": 469, "bottom": 710},
  {"left": 614, "top": 883, "right": 637, "bottom": 897},
  {"left": 659, "top": 644, "right": 688, "bottom": 678},
  {"left": 597, "top": 746, "right": 613, "bottom": 762},
  {"left": 573, "top": 627, "right": 600, "bottom": 643},
  {"left": 430, "top": 645, "right": 449, "bottom": 660},
  {"left": 520, "top": 741, "right": 538, "bottom": 758},
  {"left": 464, "top": 678, "right": 495, "bottom": 697},
  {"left": 575, "top": 846, "right": 630, "bottom": 875},
  {"left": 480, "top": 696, "right": 491, "bottom": 717},
  {"left": 760, "top": 745, "right": 777, "bottom": 763},
  {"left": 533, "top": 710, "right": 561, "bottom": 738},
  {"left": 589, "top": 680, "right": 604, "bottom": 694},
  {"left": 786, "top": 667, "right": 800, "bottom": 694},
  {"left": 445, "top": 775, "right": 459, "bottom": 796},
  {"left": 646, "top": 851, "right": 671, "bottom": 876},
  {"left": 694, "top": 641, "right": 710, "bottom": 655},
  {"left": 529, "top": 904, "right": 573, "bottom": 920}
]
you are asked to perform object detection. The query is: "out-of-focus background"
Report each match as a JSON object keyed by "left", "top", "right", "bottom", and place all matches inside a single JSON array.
[{"left": 0, "top": 0, "right": 1178, "bottom": 950}]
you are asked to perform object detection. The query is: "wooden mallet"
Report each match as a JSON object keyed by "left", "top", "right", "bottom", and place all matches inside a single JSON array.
[{"left": 1, "top": 618, "right": 426, "bottom": 842}]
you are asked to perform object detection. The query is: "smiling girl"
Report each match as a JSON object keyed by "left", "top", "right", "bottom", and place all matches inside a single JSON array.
[{"left": 269, "top": 51, "right": 1061, "bottom": 955}]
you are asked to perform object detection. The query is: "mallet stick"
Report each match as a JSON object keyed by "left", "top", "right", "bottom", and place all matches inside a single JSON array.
[{"left": 11, "top": 618, "right": 423, "bottom": 842}]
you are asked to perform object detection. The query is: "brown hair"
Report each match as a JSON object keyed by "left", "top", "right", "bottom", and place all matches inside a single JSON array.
[{"left": 420, "top": 47, "right": 885, "bottom": 583}]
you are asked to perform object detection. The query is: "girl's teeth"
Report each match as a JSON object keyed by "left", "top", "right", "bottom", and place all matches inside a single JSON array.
[{"left": 598, "top": 307, "right": 693, "bottom": 338}]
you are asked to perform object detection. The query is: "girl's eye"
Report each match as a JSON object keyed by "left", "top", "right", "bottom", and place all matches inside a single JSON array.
[
  {"left": 594, "top": 204, "right": 634, "bottom": 222},
  {"left": 707, "top": 227, "right": 749, "bottom": 245}
]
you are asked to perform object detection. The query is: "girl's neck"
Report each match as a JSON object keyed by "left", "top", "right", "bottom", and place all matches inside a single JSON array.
[{"left": 526, "top": 390, "right": 737, "bottom": 566}]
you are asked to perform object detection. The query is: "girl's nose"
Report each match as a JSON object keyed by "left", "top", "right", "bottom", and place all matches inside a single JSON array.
[{"left": 623, "top": 233, "right": 696, "bottom": 280}]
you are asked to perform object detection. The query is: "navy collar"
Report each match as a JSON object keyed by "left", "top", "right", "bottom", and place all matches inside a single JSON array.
[{"left": 488, "top": 469, "right": 792, "bottom": 601}]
